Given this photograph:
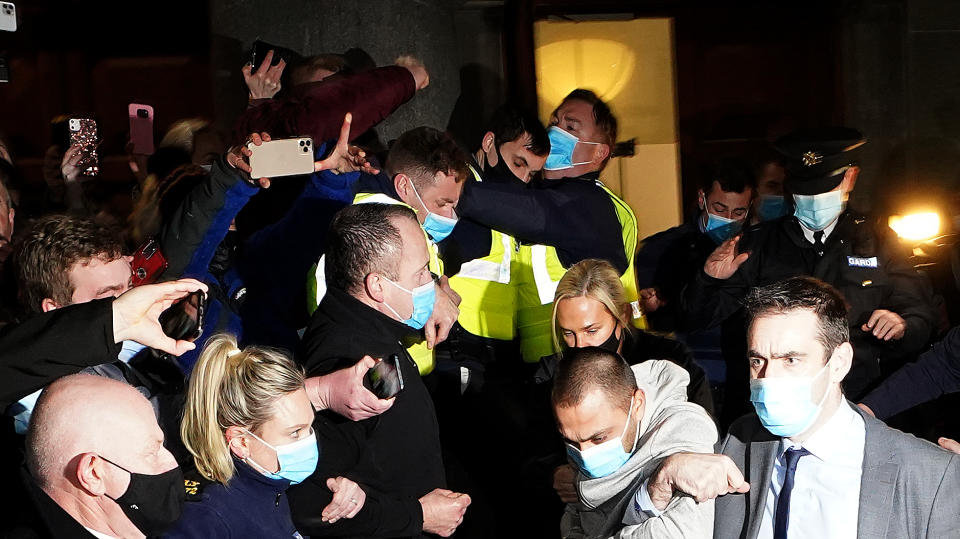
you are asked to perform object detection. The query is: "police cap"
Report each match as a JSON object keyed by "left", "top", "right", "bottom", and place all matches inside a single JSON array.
[{"left": 774, "top": 127, "right": 866, "bottom": 195}]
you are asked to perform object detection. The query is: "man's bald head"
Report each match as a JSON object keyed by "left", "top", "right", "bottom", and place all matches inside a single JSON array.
[
  {"left": 552, "top": 347, "right": 637, "bottom": 413},
  {"left": 26, "top": 374, "right": 164, "bottom": 489}
]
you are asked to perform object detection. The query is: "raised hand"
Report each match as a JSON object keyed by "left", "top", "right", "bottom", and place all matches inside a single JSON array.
[
  {"left": 112, "top": 279, "right": 209, "bottom": 356},
  {"left": 242, "top": 49, "right": 286, "bottom": 100},
  {"left": 396, "top": 55, "right": 429, "bottom": 90},
  {"left": 226, "top": 132, "right": 273, "bottom": 188},
  {"left": 314, "top": 113, "right": 380, "bottom": 175},
  {"left": 704, "top": 235, "right": 750, "bottom": 280}
]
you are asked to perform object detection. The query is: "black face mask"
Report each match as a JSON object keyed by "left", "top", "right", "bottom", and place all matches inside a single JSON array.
[
  {"left": 101, "top": 456, "right": 185, "bottom": 537},
  {"left": 598, "top": 324, "right": 623, "bottom": 354},
  {"left": 484, "top": 145, "right": 524, "bottom": 185}
]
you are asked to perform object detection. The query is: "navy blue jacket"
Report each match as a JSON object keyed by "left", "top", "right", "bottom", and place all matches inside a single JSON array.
[
  {"left": 158, "top": 146, "right": 357, "bottom": 370},
  {"left": 861, "top": 326, "right": 960, "bottom": 419},
  {"left": 164, "top": 458, "right": 305, "bottom": 539}
]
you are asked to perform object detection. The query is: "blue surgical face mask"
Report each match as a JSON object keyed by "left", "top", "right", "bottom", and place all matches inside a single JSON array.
[
  {"left": 703, "top": 211, "right": 744, "bottom": 244},
  {"left": 793, "top": 190, "right": 845, "bottom": 231},
  {"left": 545, "top": 126, "right": 601, "bottom": 171},
  {"left": 383, "top": 277, "right": 436, "bottom": 330},
  {"left": 749, "top": 360, "right": 832, "bottom": 437},
  {"left": 244, "top": 428, "right": 319, "bottom": 485},
  {"left": 757, "top": 194, "right": 787, "bottom": 221},
  {"left": 409, "top": 181, "right": 458, "bottom": 242},
  {"left": 566, "top": 396, "right": 640, "bottom": 479}
]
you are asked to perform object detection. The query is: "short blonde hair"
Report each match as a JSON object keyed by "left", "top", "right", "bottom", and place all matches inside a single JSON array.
[
  {"left": 551, "top": 259, "right": 629, "bottom": 352},
  {"left": 180, "top": 334, "right": 305, "bottom": 484}
]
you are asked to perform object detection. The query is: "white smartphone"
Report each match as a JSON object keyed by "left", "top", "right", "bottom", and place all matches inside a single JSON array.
[
  {"left": 0, "top": 2, "right": 16, "bottom": 32},
  {"left": 247, "top": 137, "right": 315, "bottom": 179}
]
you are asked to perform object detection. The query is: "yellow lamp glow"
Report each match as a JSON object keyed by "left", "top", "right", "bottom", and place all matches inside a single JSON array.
[
  {"left": 535, "top": 39, "right": 636, "bottom": 108},
  {"left": 888, "top": 212, "right": 940, "bottom": 241}
]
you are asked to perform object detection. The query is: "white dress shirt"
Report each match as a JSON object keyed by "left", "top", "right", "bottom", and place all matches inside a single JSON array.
[
  {"left": 799, "top": 218, "right": 839, "bottom": 245},
  {"left": 84, "top": 527, "right": 119, "bottom": 539},
  {"left": 758, "top": 401, "right": 865, "bottom": 539}
]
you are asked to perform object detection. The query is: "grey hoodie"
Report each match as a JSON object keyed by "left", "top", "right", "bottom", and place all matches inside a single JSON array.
[{"left": 561, "top": 360, "right": 718, "bottom": 539}]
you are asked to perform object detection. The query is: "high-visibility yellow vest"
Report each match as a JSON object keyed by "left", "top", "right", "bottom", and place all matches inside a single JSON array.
[
  {"left": 306, "top": 191, "right": 443, "bottom": 375},
  {"left": 446, "top": 165, "right": 518, "bottom": 341},
  {"left": 515, "top": 181, "right": 644, "bottom": 363}
]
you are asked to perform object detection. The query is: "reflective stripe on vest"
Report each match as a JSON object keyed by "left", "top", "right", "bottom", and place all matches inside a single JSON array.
[
  {"left": 448, "top": 229, "right": 516, "bottom": 340},
  {"left": 517, "top": 182, "right": 645, "bottom": 362}
]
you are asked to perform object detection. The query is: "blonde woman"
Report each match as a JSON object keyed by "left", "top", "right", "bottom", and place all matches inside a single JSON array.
[
  {"left": 547, "top": 259, "right": 713, "bottom": 413},
  {"left": 164, "top": 334, "right": 364, "bottom": 538}
]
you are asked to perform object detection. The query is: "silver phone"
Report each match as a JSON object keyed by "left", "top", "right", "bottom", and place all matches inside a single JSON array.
[{"left": 247, "top": 137, "right": 315, "bottom": 179}]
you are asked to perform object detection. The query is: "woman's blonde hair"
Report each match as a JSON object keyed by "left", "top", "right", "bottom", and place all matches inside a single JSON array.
[
  {"left": 181, "top": 334, "right": 305, "bottom": 484},
  {"left": 551, "top": 259, "right": 630, "bottom": 352}
]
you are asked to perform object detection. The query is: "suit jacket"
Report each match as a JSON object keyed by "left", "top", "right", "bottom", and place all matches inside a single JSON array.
[{"left": 714, "top": 402, "right": 960, "bottom": 539}]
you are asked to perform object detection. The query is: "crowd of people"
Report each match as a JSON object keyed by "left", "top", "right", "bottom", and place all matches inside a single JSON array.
[{"left": 0, "top": 44, "right": 958, "bottom": 539}]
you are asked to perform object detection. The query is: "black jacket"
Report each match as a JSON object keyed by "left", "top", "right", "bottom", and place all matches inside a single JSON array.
[
  {"left": 861, "top": 325, "right": 960, "bottom": 420},
  {"left": 682, "top": 212, "right": 937, "bottom": 399},
  {"left": 0, "top": 298, "right": 120, "bottom": 410},
  {"left": 456, "top": 171, "right": 628, "bottom": 274},
  {"left": 290, "top": 287, "right": 445, "bottom": 538},
  {"left": 635, "top": 220, "right": 716, "bottom": 332}
]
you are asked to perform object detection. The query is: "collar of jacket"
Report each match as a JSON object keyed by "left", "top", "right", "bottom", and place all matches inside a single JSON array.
[
  {"left": 318, "top": 287, "right": 420, "bottom": 348},
  {"left": 230, "top": 455, "right": 292, "bottom": 492},
  {"left": 353, "top": 170, "right": 401, "bottom": 200},
  {"left": 781, "top": 210, "right": 855, "bottom": 249}
]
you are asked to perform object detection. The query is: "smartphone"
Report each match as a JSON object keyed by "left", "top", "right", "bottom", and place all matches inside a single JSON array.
[
  {"left": 128, "top": 103, "right": 155, "bottom": 155},
  {"left": 363, "top": 354, "right": 405, "bottom": 399},
  {"left": 67, "top": 117, "right": 99, "bottom": 176},
  {"left": 0, "top": 2, "right": 16, "bottom": 32},
  {"left": 159, "top": 290, "right": 206, "bottom": 342},
  {"left": 247, "top": 137, "right": 315, "bottom": 179},
  {"left": 130, "top": 239, "right": 168, "bottom": 287},
  {"left": 250, "top": 39, "right": 302, "bottom": 72}
]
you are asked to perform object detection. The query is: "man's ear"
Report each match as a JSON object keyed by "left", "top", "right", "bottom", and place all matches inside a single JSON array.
[
  {"left": 225, "top": 426, "right": 250, "bottom": 460},
  {"left": 364, "top": 273, "right": 387, "bottom": 303},
  {"left": 841, "top": 166, "right": 859, "bottom": 194},
  {"left": 632, "top": 387, "right": 646, "bottom": 416},
  {"left": 75, "top": 453, "right": 110, "bottom": 496},
  {"left": 828, "top": 342, "right": 854, "bottom": 383},
  {"left": 393, "top": 173, "right": 410, "bottom": 199},
  {"left": 593, "top": 143, "right": 611, "bottom": 164},
  {"left": 480, "top": 132, "right": 496, "bottom": 155},
  {"left": 697, "top": 189, "right": 706, "bottom": 211},
  {"left": 41, "top": 298, "right": 60, "bottom": 313}
]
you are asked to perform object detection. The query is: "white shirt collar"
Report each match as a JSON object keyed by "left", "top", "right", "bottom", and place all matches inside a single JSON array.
[
  {"left": 781, "top": 399, "right": 864, "bottom": 468},
  {"left": 84, "top": 527, "right": 119, "bottom": 539},
  {"left": 799, "top": 217, "right": 839, "bottom": 244}
]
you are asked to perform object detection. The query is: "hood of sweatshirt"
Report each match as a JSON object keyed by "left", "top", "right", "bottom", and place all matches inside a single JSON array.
[{"left": 575, "top": 360, "right": 718, "bottom": 509}]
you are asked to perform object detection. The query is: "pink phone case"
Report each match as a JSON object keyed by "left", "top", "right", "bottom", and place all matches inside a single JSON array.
[{"left": 128, "top": 103, "right": 155, "bottom": 155}]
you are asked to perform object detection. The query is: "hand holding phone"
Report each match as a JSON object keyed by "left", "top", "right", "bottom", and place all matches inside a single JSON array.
[
  {"left": 247, "top": 136, "right": 315, "bottom": 179},
  {"left": 67, "top": 118, "right": 99, "bottom": 177},
  {"left": 363, "top": 354, "right": 405, "bottom": 399},
  {"left": 128, "top": 104, "right": 155, "bottom": 155},
  {"left": 158, "top": 290, "right": 206, "bottom": 343}
]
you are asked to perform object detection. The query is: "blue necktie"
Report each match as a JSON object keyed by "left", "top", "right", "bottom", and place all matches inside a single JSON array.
[{"left": 774, "top": 447, "right": 810, "bottom": 539}]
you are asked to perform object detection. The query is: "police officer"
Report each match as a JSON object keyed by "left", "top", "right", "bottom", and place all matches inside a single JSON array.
[
  {"left": 455, "top": 89, "right": 642, "bottom": 365},
  {"left": 636, "top": 157, "right": 755, "bottom": 332},
  {"left": 682, "top": 127, "right": 937, "bottom": 403}
]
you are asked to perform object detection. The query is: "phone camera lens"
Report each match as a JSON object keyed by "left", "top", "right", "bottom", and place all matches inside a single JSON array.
[
  {"left": 299, "top": 140, "right": 304, "bottom": 146},
  {"left": 305, "top": 139, "right": 311, "bottom": 146},
  {"left": 303, "top": 147, "right": 309, "bottom": 152}
]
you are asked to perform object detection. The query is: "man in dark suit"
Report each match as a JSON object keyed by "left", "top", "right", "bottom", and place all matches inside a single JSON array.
[{"left": 642, "top": 276, "right": 960, "bottom": 538}]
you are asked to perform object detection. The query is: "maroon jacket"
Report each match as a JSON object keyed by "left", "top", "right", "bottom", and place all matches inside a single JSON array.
[{"left": 236, "top": 65, "right": 416, "bottom": 144}]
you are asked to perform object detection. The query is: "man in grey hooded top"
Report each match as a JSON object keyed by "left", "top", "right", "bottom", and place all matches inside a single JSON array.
[{"left": 553, "top": 347, "right": 717, "bottom": 538}]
